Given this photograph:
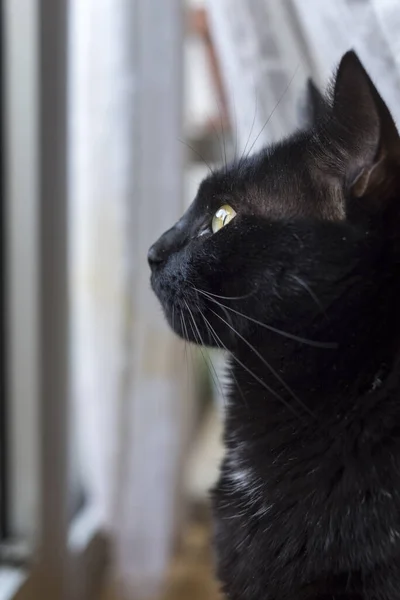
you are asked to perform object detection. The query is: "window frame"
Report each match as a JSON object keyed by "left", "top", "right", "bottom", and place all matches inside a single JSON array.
[{"left": 0, "top": 0, "right": 108, "bottom": 598}]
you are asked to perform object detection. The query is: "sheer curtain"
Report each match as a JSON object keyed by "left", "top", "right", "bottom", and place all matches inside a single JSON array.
[
  {"left": 206, "top": 0, "right": 400, "bottom": 151},
  {"left": 70, "top": 1, "right": 192, "bottom": 597}
]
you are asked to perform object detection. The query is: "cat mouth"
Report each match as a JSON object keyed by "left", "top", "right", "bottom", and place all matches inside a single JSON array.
[
  {"left": 151, "top": 271, "right": 221, "bottom": 346},
  {"left": 151, "top": 269, "right": 183, "bottom": 309},
  {"left": 151, "top": 270, "right": 192, "bottom": 329}
]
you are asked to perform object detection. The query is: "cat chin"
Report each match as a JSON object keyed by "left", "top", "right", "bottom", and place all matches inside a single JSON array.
[{"left": 163, "top": 300, "right": 230, "bottom": 350}]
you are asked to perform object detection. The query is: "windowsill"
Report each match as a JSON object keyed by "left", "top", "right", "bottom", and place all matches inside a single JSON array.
[
  {"left": 69, "top": 503, "right": 103, "bottom": 551},
  {"left": 0, "top": 505, "right": 108, "bottom": 600},
  {"left": 0, "top": 568, "right": 26, "bottom": 600}
]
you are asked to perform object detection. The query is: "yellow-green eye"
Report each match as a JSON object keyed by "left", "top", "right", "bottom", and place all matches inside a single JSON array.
[{"left": 211, "top": 204, "right": 237, "bottom": 234}]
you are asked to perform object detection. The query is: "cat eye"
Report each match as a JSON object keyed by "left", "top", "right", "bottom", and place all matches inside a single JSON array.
[{"left": 211, "top": 204, "right": 237, "bottom": 234}]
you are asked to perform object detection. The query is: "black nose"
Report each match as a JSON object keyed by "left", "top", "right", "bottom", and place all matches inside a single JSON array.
[
  {"left": 147, "top": 242, "right": 164, "bottom": 268},
  {"left": 148, "top": 221, "right": 188, "bottom": 269}
]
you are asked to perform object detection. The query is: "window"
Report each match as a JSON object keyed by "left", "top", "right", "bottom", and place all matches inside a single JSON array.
[{"left": 0, "top": 2, "right": 107, "bottom": 598}]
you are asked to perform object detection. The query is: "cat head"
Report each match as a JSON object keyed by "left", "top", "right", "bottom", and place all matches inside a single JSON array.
[{"left": 149, "top": 51, "right": 400, "bottom": 353}]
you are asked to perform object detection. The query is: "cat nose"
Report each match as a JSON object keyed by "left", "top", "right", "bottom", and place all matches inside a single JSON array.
[
  {"left": 148, "top": 222, "right": 188, "bottom": 270},
  {"left": 147, "top": 242, "right": 165, "bottom": 268}
]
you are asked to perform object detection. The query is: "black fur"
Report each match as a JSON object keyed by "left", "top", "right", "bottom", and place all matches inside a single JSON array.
[{"left": 148, "top": 51, "right": 400, "bottom": 599}]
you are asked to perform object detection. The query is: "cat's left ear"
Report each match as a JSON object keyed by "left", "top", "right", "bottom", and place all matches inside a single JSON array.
[{"left": 331, "top": 50, "right": 400, "bottom": 201}]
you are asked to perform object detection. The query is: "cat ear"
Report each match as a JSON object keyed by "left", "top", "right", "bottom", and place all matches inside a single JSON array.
[
  {"left": 307, "top": 78, "right": 329, "bottom": 124},
  {"left": 330, "top": 50, "right": 400, "bottom": 200}
]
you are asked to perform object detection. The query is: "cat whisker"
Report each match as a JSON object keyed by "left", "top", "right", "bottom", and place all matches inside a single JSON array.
[
  {"left": 239, "top": 89, "right": 258, "bottom": 167},
  {"left": 200, "top": 310, "right": 303, "bottom": 420},
  {"left": 195, "top": 288, "right": 255, "bottom": 301},
  {"left": 232, "top": 93, "right": 238, "bottom": 164},
  {"left": 197, "top": 305, "right": 248, "bottom": 409},
  {"left": 184, "top": 299, "right": 226, "bottom": 404},
  {"left": 186, "top": 311, "right": 222, "bottom": 400},
  {"left": 216, "top": 97, "right": 228, "bottom": 173},
  {"left": 177, "top": 138, "right": 214, "bottom": 175},
  {"left": 218, "top": 102, "right": 228, "bottom": 173},
  {"left": 179, "top": 315, "right": 187, "bottom": 361},
  {"left": 208, "top": 307, "right": 316, "bottom": 419},
  {"left": 291, "top": 274, "right": 326, "bottom": 317},
  {"left": 194, "top": 287, "right": 337, "bottom": 348},
  {"left": 245, "top": 65, "right": 299, "bottom": 160},
  {"left": 180, "top": 314, "right": 188, "bottom": 363},
  {"left": 207, "top": 110, "right": 225, "bottom": 171},
  {"left": 180, "top": 313, "right": 192, "bottom": 396}
]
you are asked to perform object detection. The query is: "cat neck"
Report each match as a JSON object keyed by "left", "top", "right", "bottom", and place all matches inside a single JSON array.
[{"left": 228, "top": 294, "right": 400, "bottom": 424}]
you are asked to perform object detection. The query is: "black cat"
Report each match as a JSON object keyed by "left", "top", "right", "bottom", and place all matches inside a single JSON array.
[{"left": 148, "top": 51, "right": 400, "bottom": 600}]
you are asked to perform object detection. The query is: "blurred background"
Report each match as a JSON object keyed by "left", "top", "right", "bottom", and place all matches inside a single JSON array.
[{"left": 0, "top": 1, "right": 399, "bottom": 599}]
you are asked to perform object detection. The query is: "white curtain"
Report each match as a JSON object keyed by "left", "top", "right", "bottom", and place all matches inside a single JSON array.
[
  {"left": 206, "top": 0, "right": 400, "bottom": 151},
  {"left": 70, "top": 1, "right": 193, "bottom": 598}
]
